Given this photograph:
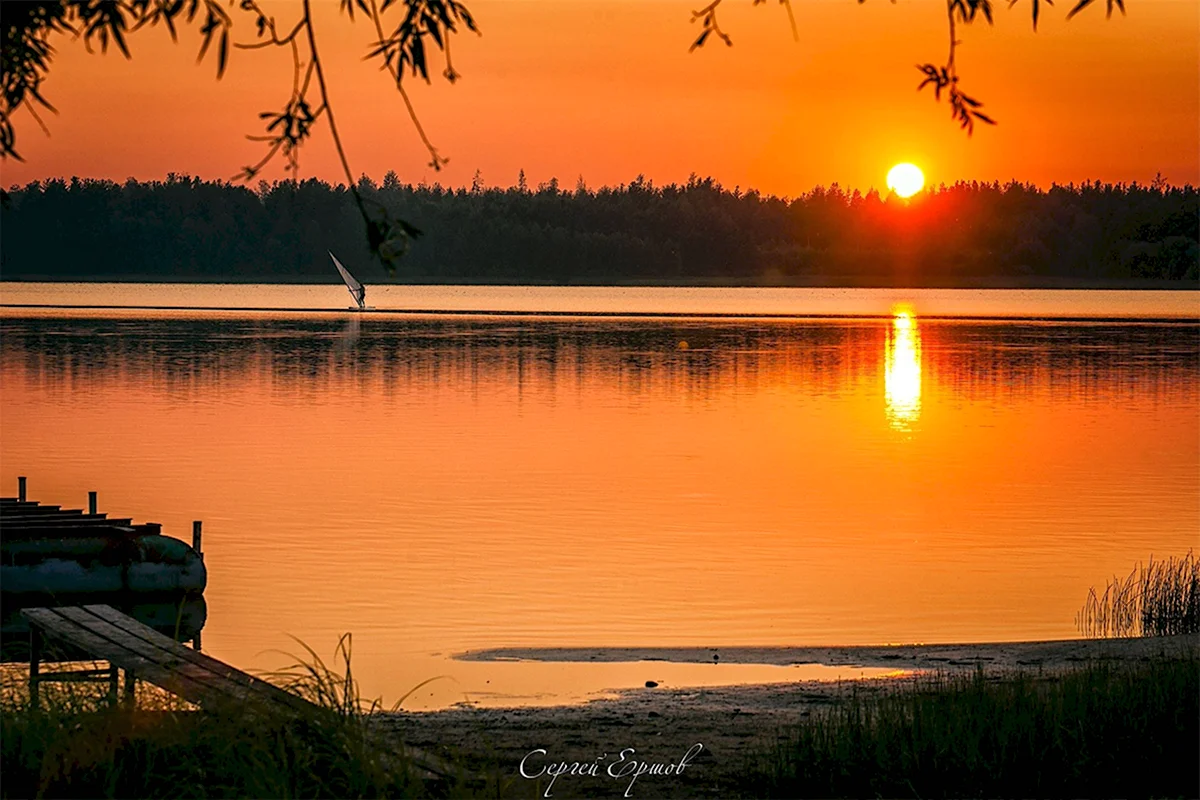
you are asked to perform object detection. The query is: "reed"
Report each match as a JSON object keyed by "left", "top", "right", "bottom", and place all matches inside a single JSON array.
[
  {"left": 1076, "top": 550, "right": 1200, "bottom": 638},
  {"left": 753, "top": 653, "right": 1200, "bottom": 799}
]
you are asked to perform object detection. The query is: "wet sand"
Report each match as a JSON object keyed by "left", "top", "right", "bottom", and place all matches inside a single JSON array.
[
  {"left": 382, "top": 635, "right": 1198, "bottom": 798},
  {"left": 456, "top": 633, "right": 1199, "bottom": 671}
]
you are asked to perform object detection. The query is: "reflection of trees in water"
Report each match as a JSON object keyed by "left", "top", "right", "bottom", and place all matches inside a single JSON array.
[
  {"left": 920, "top": 322, "right": 1200, "bottom": 404},
  {"left": 1, "top": 317, "right": 1197, "bottom": 403}
]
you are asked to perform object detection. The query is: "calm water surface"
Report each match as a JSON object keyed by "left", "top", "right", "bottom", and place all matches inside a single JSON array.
[{"left": 2, "top": 285, "right": 1197, "bottom": 707}]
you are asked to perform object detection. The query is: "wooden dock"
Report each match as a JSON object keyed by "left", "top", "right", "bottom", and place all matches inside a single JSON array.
[
  {"left": 7, "top": 479, "right": 455, "bottom": 783},
  {"left": 6, "top": 481, "right": 301, "bottom": 713},
  {"left": 24, "top": 604, "right": 313, "bottom": 713},
  {"left": 0, "top": 497, "right": 163, "bottom": 539},
  {"left": 1, "top": 477, "right": 207, "bottom": 604},
  {"left": 1, "top": 477, "right": 186, "bottom": 542},
  {"left": 24, "top": 604, "right": 456, "bottom": 781}
]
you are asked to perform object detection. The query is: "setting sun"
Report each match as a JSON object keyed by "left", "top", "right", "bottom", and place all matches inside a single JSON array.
[{"left": 887, "top": 163, "right": 925, "bottom": 198}]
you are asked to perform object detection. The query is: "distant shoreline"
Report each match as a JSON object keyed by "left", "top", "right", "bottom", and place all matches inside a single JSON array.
[
  {"left": 3, "top": 304, "right": 1198, "bottom": 325},
  {"left": 5, "top": 179, "right": 1197, "bottom": 289}
]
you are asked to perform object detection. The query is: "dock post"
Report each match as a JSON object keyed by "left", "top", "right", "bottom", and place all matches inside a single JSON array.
[
  {"left": 107, "top": 665, "right": 119, "bottom": 705},
  {"left": 123, "top": 670, "right": 136, "bottom": 707},
  {"left": 29, "top": 626, "right": 41, "bottom": 711},
  {"left": 18, "top": 476, "right": 26, "bottom": 503},
  {"left": 192, "top": 521, "right": 202, "bottom": 557},
  {"left": 88, "top": 491, "right": 97, "bottom": 515}
]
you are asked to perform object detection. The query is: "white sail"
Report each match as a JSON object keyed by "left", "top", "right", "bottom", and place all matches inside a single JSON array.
[{"left": 329, "top": 251, "right": 366, "bottom": 309}]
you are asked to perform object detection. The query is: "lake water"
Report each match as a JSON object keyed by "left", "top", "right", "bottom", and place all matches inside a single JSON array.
[{"left": 2, "top": 285, "right": 1198, "bottom": 708}]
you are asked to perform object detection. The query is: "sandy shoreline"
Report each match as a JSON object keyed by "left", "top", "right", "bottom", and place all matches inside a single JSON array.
[
  {"left": 457, "top": 633, "right": 1199, "bottom": 672},
  {"left": 383, "top": 635, "right": 1197, "bottom": 797}
]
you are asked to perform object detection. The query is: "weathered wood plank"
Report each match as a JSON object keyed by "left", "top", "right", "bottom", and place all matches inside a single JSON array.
[
  {"left": 54, "top": 607, "right": 215, "bottom": 674},
  {"left": 30, "top": 668, "right": 114, "bottom": 683},
  {"left": 0, "top": 505, "right": 69, "bottom": 516},
  {"left": 23, "top": 605, "right": 315, "bottom": 714},
  {"left": 28, "top": 607, "right": 258, "bottom": 707},
  {"left": 1, "top": 503, "right": 71, "bottom": 511},
  {"left": 22, "top": 608, "right": 239, "bottom": 707},
  {"left": 0, "top": 523, "right": 159, "bottom": 538},
  {"left": 2, "top": 513, "right": 107, "bottom": 522},
  {"left": 81, "top": 605, "right": 313, "bottom": 712},
  {"left": 2, "top": 516, "right": 132, "bottom": 527},
  {"left": 29, "top": 625, "right": 41, "bottom": 707},
  {"left": 63, "top": 607, "right": 307, "bottom": 711}
]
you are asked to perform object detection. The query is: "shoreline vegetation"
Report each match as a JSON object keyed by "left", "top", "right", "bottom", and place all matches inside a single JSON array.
[
  {"left": 4, "top": 635, "right": 1196, "bottom": 798},
  {"left": 398, "top": 638, "right": 1199, "bottom": 799},
  {"left": 1, "top": 176, "right": 1196, "bottom": 288},
  {"left": 1077, "top": 551, "right": 1200, "bottom": 638},
  {"left": 756, "top": 653, "right": 1199, "bottom": 799}
]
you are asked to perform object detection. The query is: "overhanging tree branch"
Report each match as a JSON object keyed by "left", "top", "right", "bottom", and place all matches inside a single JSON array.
[
  {"left": 1, "top": 0, "right": 475, "bottom": 274},
  {"left": 689, "top": 0, "right": 1122, "bottom": 132}
]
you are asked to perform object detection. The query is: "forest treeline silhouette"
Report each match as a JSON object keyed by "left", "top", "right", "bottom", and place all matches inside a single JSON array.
[{"left": 1, "top": 174, "right": 1196, "bottom": 286}]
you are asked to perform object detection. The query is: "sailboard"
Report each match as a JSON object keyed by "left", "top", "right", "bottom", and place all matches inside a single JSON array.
[{"left": 329, "top": 251, "right": 371, "bottom": 310}]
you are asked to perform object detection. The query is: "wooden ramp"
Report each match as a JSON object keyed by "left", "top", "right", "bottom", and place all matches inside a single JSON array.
[
  {"left": 23, "top": 604, "right": 311, "bottom": 713},
  {"left": 24, "top": 603, "right": 457, "bottom": 781}
]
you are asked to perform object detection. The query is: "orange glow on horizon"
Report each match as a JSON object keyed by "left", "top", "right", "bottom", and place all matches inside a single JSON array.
[{"left": 1, "top": 0, "right": 1196, "bottom": 193}]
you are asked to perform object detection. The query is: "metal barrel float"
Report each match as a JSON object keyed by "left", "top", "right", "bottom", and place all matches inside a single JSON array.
[
  {"left": 1, "top": 478, "right": 208, "bottom": 660},
  {"left": 2, "top": 533, "right": 207, "bottom": 595}
]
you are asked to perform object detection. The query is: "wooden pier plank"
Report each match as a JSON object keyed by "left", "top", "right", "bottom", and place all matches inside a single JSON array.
[
  {"left": 3, "top": 512, "right": 109, "bottom": 521},
  {"left": 52, "top": 607, "right": 268, "bottom": 706},
  {"left": 0, "top": 505, "right": 72, "bottom": 516},
  {"left": 1, "top": 496, "right": 161, "bottom": 538},
  {"left": 22, "top": 606, "right": 306, "bottom": 711},
  {"left": 21, "top": 608, "right": 239, "bottom": 707},
  {"left": 80, "top": 605, "right": 311, "bottom": 712},
  {"left": 0, "top": 523, "right": 160, "bottom": 539},
  {"left": 2, "top": 516, "right": 133, "bottom": 527},
  {"left": 21, "top": 604, "right": 456, "bottom": 781}
]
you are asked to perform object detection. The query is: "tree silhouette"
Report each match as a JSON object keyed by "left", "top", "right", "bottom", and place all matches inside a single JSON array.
[
  {"left": 2, "top": 0, "right": 1134, "bottom": 274},
  {"left": 2, "top": 0, "right": 476, "bottom": 274},
  {"left": 2, "top": 174, "right": 1194, "bottom": 285}
]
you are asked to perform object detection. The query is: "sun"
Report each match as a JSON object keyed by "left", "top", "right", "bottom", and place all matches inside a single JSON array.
[{"left": 886, "top": 163, "right": 925, "bottom": 198}]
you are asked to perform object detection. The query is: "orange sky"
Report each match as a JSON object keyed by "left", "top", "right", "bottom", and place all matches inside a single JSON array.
[{"left": 2, "top": 0, "right": 1197, "bottom": 194}]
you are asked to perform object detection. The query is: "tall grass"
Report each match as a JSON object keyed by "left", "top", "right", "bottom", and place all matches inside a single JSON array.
[
  {"left": 755, "top": 654, "right": 1200, "bottom": 799},
  {"left": 0, "top": 635, "right": 463, "bottom": 799},
  {"left": 1076, "top": 550, "right": 1200, "bottom": 638}
]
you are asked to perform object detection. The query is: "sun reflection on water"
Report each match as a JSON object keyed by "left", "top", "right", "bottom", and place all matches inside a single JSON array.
[{"left": 885, "top": 308, "right": 922, "bottom": 431}]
